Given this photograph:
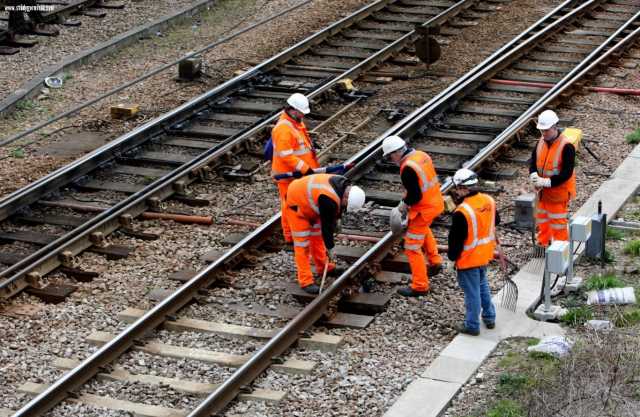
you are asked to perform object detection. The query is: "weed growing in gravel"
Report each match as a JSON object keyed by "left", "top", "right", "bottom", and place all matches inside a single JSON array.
[
  {"left": 497, "top": 373, "right": 531, "bottom": 396},
  {"left": 526, "top": 338, "right": 540, "bottom": 346},
  {"left": 606, "top": 227, "right": 625, "bottom": 240},
  {"left": 614, "top": 308, "right": 640, "bottom": 327},
  {"left": 626, "top": 128, "right": 640, "bottom": 144},
  {"left": 603, "top": 248, "right": 616, "bottom": 263},
  {"left": 486, "top": 399, "right": 524, "bottom": 417},
  {"left": 10, "top": 148, "right": 25, "bottom": 159},
  {"left": 560, "top": 306, "right": 593, "bottom": 327},
  {"left": 15, "top": 99, "right": 36, "bottom": 111},
  {"left": 624, "top": 239, "right": 640, "bottom": 257},
  {"left": 584, "top": 273, "right": 624, "bottom": 290}
]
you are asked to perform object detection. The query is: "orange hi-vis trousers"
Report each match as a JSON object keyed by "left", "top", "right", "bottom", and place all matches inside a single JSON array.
[
  {"left": 404, "top": 209, "right": 443, "bottom": 292},
  {"left": 277, "top": 181, "right": 292, "bottom": 242},
  {"left": 535, "top": 199, "right": 569, "bottom": 246},
  {"left": 286, "top": 207, "right": 332, "bottom": 288}
]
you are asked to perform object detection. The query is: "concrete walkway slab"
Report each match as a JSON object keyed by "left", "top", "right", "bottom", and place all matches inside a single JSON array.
[
  {"left": 383, "top": 146, "right": 640, "bottom": 417},
  {"left": 384, "top": 378, "right": 461, "bottom": 417}
]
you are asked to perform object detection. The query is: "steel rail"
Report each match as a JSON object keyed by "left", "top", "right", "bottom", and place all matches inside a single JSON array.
[
  {"left": 187, "top": 4, "right": 640, "bottom": 415},
  {"left": 0, "top": 0, "right": 480, "bottom": 297}
]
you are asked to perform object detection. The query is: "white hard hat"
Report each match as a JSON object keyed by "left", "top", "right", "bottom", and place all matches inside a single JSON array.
[
  {"left": 536, "top": 109, "right": 559, "bottom": 130},
  {"left": 346, "top": 186, "right": 366, "bottom": 212},
  {"left": 287, "top": 93, "right": 310, "bottom": 114},
  {"left": 382, "top": 135, "right": 406, "bottom": 157},
  {"left": 453, "top": 168, "right": 478, "bottom": 186}
]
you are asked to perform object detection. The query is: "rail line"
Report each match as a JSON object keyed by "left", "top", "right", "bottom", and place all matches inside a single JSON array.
[
  {"left": 0, "top": 0, "right": 494, "bottom": 299},
  {"left": 9, "top": 0, "right": 640, "bottom": 416},
  {"left": 0, "top": 0, "right": 125, "bottom": 54}
]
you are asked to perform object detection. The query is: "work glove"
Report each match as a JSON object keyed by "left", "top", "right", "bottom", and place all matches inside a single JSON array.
[
  {"left": 534, "top": 177, "right": 552, "bottom": 188},
  {"left": 529, "top": 172, "right": 540, "bottom": 184},
  {"left": 327, "top": 247, "right": 335, "bottom": 260},
  {"left": 390, "top": 206, "right": 409, "bottom": 237},
  {"left": 397, "top": 200, "right": 408, "bottom": 217}
]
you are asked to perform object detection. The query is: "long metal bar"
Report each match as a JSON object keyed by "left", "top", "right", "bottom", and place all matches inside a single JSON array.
[
  {"left": 187, "top": 4, "right": 640, "bottom": 415},
  {"left": 0, "top": 0, "right": 479, "bottom": 297}
]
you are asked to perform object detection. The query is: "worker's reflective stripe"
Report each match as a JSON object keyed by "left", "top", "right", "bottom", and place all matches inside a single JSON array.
[
  {"left": 406, "top": 232, "right": 425, "bottom": 240},
  {"left": 404, "top": 243, "right": 421, "bottom": 251},
  {"left": 404, "top": 158, "right": 438, "bottom": 192},
  {"left": 276, "top": 149, "right": 294, "bottom": 157},
  {"left": 295, "top": 160, "right": 306, "bottom": 171},
  {"left": 550, "top": 223, "right": 567, "bottom": 230},
  {"left": 307, "top": 177, "right": 339, "bottom": 214},
  {"left": 548, "top": 211, "right": 568, "bottom": 219},
  {"left": 536, "top": 218, "right": 549, "bottom": 224},
  {"left": 294, "top": 240, "right": 310, "bottom": 247},
  {"left": 460, "top": 201, "right": 495, "bottom": 251},
  {"left": 536, "top": 208, "right": 549, "bottom": 214},
  {"left": 310, "top": 230, "right": 321, "bottom": 236},
  {"left": 292, "top": 230, "right": 311, "bottom": 237},
  {"left": 536, "top": 136, "right": 568, "bottom": 177}
]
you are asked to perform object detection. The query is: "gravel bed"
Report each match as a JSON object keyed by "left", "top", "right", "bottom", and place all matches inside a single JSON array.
[{"left": 0, "top": 0, "right": 204, "bottom": 103}]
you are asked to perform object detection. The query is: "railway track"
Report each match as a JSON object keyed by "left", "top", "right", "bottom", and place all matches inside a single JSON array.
[
  {"left": 0, "top": 0, "right": 501, "bottom": 300},
  {"left": 6, "top": 0, "right": 640, "bottom": 416},
  {"left": 0, "top": 0, "right": 125, "bottom": 55}
]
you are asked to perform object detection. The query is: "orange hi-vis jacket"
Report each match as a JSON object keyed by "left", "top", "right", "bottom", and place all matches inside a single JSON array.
[
  {"left": 535, "top": 134, "right": 576, "bottom": 203},
  {"left": 286, "top": 174, "right": 341, "bottom": 221},
  {"left": 455, "top": 193, "right": 496, "bottom": 270},
  {"left": 400, "top": 150, "right": 444, "bottom": 213},
  {"left": 271, "top": 112, "right": 319, "bottom": 182}
]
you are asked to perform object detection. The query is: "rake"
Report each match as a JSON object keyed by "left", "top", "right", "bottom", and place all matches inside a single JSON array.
[{"left": 497, "top": 237, "right": 518, "bottom": 312}]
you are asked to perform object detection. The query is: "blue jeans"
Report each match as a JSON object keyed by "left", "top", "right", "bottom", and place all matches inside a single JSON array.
[{"left": 457, "top": 266, "right": 496, "bottom": 332}]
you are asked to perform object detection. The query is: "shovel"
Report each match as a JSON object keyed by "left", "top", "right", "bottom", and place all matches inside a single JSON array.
[{"left": 319, "top": 257, "right": 329, "bottom": 294}]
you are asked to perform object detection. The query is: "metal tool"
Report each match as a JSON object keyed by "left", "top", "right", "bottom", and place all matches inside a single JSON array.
[
  {"left": 319, "top": 257, "right": 329, "bottom": 294},
  {"left": 497, "top": 237, "right": 518, "bottom": 312}
]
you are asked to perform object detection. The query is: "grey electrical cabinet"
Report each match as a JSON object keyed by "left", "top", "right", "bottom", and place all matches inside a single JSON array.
[{"left": 586, "top": 213, "right": 606, "bottom": 258}]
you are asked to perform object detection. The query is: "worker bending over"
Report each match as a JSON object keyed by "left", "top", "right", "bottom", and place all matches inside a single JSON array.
[
  {"left": 448, "top": 169, "right": 498, "bottom": 336},
  {"left": 529, "top": 110, "right": 576, "bottom": 246},
  {"left": 382, "top": 135, "right": 444, "bottom": 297},
  {"left": 285, "top": 174, "right": 365, "bottom": 294},
  {"left": 271, "top": 93, "right": 319, "bottom": 243}
]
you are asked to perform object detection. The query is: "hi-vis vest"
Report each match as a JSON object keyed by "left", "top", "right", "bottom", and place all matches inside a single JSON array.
[
  {"left": 536, "top": 133, "right": 576, "bottom": 203},
  {"left": 400, "top": 150, "right": 444, "bottom": 213},
  {"left": 455, "top": 193, "right": 496, "bottom": 269},
  {"left": 271, "top": 113, "right": 318, "bottom": 182},
  {"left": 286, "top": 174, "right": 341, "bottom": 221}
]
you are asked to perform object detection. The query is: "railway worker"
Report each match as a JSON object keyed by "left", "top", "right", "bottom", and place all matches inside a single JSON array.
[
  {"left": 271, "top": 93, "right": 320, "bottom": 243},
  {"left": 528, "top": 109, "right": 576, "bottom": 247},
  {"left": 382, "top": 135, "right": 444, "bottom": 297},
  {"left": 448, "top": 168, "right": 497, "bottom": 336},
  {"left": 285, "top": 174, "right": 366, "bottom": 294}
]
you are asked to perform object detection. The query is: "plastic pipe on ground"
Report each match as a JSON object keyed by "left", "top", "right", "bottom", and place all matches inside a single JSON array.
[{"left": 491, "top": 79, "right": 640, "bottom": 96}]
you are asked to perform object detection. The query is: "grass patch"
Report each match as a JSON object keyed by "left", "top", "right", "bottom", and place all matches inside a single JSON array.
[
  {"left": 487, "top": 400, "right": 524, "bottom": 417},
  {"left": 614, "top": 308, "right": 640, "bottom": 327},
  {"left": 10, "top": 148, "right": 25, "bottom": 159},
  {"left": 15, "top": 99, "right": 36, "bottom": 111},
  {"left": 603, "top": 248, "right": 615, "bottom": 263},
  {"left": 626, "top": 128, "right": 640, "bottom": 144},
  {"left": 526, "top": 338, "right": 540, "bottom": 346},
  {"left": 560, "top": 306, "right": 593, "bottom": 327},
  {"left": 606, "top": 227, "right": 625, "bottom": 240},
  {"left": 497, "top": 373, "right": 531, "bottom": 396},
  {"left": 584, "top": 273, "right": 624, "bottom": 291},
  {"left": 624, "top": 239, "right": 640, "bottom": 257}
]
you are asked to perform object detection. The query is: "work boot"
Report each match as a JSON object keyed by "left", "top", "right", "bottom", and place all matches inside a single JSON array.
[
  {"left": 397, "top": 286, "right": 428, "bottom": 297},
  {"left": 484, "top": 321, "right": 496, "bottom": 329},
  {"left": 327, "top": 264, "right": 345, "bottom": 277},
  {"left": 302, "top": 284, "right": 320, "bottom": 295},
  {"left": 428, "top": 263, "right": 442, "bottom": 277},
  {"left": 456, "top": 324, "right": 480, "bottom": 336}
]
